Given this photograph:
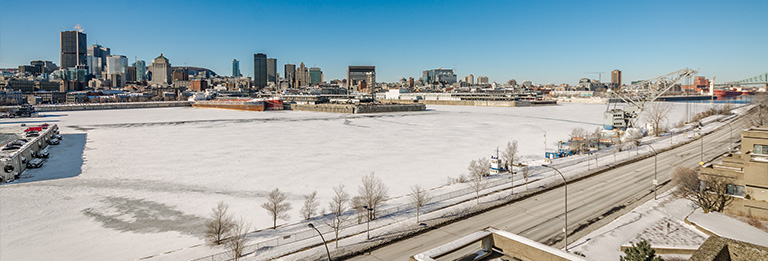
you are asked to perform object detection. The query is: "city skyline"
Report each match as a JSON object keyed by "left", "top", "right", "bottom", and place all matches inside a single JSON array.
[{"left": 1, "top": 1, "right": 767, "bottom": 84}]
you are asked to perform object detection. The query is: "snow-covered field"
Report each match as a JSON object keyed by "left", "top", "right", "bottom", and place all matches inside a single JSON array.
[{"left": 0, "top": 102, "right": 719, "bottom": 261}]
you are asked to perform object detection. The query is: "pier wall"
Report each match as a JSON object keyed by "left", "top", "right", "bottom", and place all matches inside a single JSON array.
[
  {"left": 381, "top": 99, "right": 556, "bottom": 107},
  {"left": 289, "top": 103, "right": 425, "bottom": 114},
  {"left": 23, "top": 101, "right": 191, "bottom": 112},
  {"left": 0, "top": 125, "right": 58, "bottom": 183}
]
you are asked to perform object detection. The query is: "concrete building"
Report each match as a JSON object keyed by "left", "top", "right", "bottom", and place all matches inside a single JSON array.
[
  {"left": 463, "top": 74, "right": 475, "bottom": 85},
  {"left": 295, "top": 62, "right": 309, "bottom": 87},
  {"left": 135, "top": 60, "right": 146, "bottom": 82},
  {"left": 422, "top": 68, "right": 457, "bottom": 84},
  {"left": 309, "top": 67, "right": 323, "bottom": 85},
  {"left": 477, "top": 76, "right": 489, "bottom": 84},
  {"left": 232, "top": 59, "right": 240, "bottom": 77},
  {"left": 60, "top": 30, "right": 87, "bottom": 70},
  {"left": 611, "top": 69, "right": 622, "bottom": 88},
  {"left": 347, "top": 66, "right": 376, "bottom": 92},
  {"left": 284, "top": 64, "right": 296, "bottom": 88},
  {"left": 30, "top": 60, "right": 58, "bottom": 74},
  {"left": 150, "top": 53, "right": 172, "bottom": 86},
  {"left": 106, "top": 55, "right": 128, "bottom": 87},
  {"left": 87, "top": 44, "right": 110, "bottom": 70},
  {"left": 253, "top": 53, "right": 267, "bottom": 89},
  {"left": 267, "top": 58, "right": 277, "bottom": 83},
  {"left": 699, "top": 126, "right": 768, "bottom": 218},
  {"left": 127, "top": 66, "right": 136, "bottom": 82},
  {"left": 507, "top": 79, "right": 517, "bottom": 87},
  {"left": 190, "top": 79, "right": 208, "bottom": 91},
  {"left": 86, "top": 56, "right": 102, "bottom": 77}
]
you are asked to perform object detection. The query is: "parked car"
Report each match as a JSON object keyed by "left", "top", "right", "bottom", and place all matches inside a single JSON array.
[
  {"left": 34, "top": 149, "right": 49, "bottom": 158},
  {"left": 26, "top": 158, "right": 43, "bottom": 168},
  {"left": 41, "top": 123, "right": 49, "bottom": 129},
  {"left": 47, "top": 138, "right": 59, "bottom": 145},
  {"left": 52, "top": 134, "right": 63, "bottom": 140},
  {"left": 25, "top": 130, "right": 39, "bottom": 137},
  {"left": 2, "top": 144, "right": 21, "bottom": 151}
]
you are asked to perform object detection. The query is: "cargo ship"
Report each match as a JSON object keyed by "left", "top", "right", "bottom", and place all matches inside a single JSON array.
[
  {"left": 713, "top": 89, "right": 742, "bottom": 98},
  {"left": 190, "top": 98, "right": 265, "bottom": 111},
  {"left": 264, "top": 98, "right": 284, "bottom": 111}
]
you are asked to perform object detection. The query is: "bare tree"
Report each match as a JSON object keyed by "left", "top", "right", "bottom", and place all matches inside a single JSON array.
[
  {"left": 503, "top": 141, "right": 520, "bottom": 194},
  {"left": 409, "top": 185, "right": 432, "bottom": 223},
  {"left": 351, "top": 196, "right": 366, "bottom": 224},
  {"left": 261, "top": 188, "right": 292, "bottom": 229},
  {"left": 358, "top": 173, "right": 388, "bottom": 220},
  {"left": 646, "top": 102, "right": 672, "bottom": 137},
  {"left": 326, "top": 184, "right": 350, "bottom": 248},
  {"left": 673, "top": 167, "right": 735, "bottom": 213},
  {"left": 521, "top": 165, "right": 530, "bottom": 190},
  {"left": 300, "top": 191, "right": 319, "bottom": 220},
  {"left": 228, "top": 217, "right": 250, "bottom": 261},
  {"left": 748, "top": 94, "right": 768, "bottom": 126},
  {"left": 569, "top": 128, "right": 588, "bottom": 153},
  {"left": 205, "top": 201, "right": 235, "bottom": 246},
  {"left": 468, "top": 159, "right": 488, "bottom": 205}
]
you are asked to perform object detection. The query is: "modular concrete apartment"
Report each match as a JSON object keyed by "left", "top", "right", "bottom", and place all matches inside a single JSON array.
[{"left": 700, "top": 126, "right": 768, "bottom": 218}]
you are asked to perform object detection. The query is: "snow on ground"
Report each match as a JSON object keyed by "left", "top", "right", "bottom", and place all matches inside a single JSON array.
[
  {"left": 567, "top": 190, "right": 707, "bottom": 261},
  {"left": 0, "top": 102, "right": 721, "bottom": 261},
  {"left": 687, "top": 209, "right": 768, "bottom": 247}
]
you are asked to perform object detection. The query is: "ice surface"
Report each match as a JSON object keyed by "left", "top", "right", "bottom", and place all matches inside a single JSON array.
[{"left": 0, "top": 102, "right": 721, "bottom": 260}]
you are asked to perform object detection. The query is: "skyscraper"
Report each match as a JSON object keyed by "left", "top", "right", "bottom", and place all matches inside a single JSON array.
[
  {"left": 611, "top": 69, "right": 622, "bottom": 88},
  {"left": 106, "top": 55, "right": 128, "bottom": 87},
  {"left": 309, "top": 67, "right": 323, "bottom": 85},
  {"left": 267, "top": 58, "right": 277, "bottom": 83},
  {"left": 87, "top": 44, "right": 110, "bottom": 69},
  {"left": 295, "top": 62, "right": 310, "bottom": 87},
  {"left": 135, "top": 60, "right": 146, "bottom": 82},
  {"left": 60, "top": 30, "right": 87, "bottom": 70},
  {"left": 232, "top": 59, "right": 240, "bottom": 77},
  {"left": 253, "top": 53, "right": 267, "bottom": 89},
  {"left": 284, "top": 64, "right": 296, "bottom": 88},
  {"left": 150, "top": 53, "right": 172, "bottom": 86}
]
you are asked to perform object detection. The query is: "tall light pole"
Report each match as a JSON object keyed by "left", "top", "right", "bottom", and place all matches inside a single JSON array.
[
  {"left": 699, "top": 127, "right": 704, "bottom": 165},
  {"left": 726, "top": 121, "right": 733, "bottom": 151},
  {"left": 363, "top": 206, "right": 374, "bottom": 240},
  {"left": 647, "top": 144, "right": 658, "bottom": 200},
  {"left": 308, "top": 223, "right": 331, "bottom": 261},
  {"left": 543, "top": 164, "right": 568, "bottom": 251}
]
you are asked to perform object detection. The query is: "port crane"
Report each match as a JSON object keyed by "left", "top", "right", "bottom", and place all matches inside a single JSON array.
[{"left": 604, "top": 68, "right": 698, "bottom": 130}]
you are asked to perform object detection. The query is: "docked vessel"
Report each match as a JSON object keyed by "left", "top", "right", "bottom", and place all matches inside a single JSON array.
[
  {"left": 190, "top": 98, "right": 265, "bottom": 111},
  {"left": 713, "top": 89, "right": 742, "bottom": 98},
  {"left": 264, "top": 98, "right": 284, "bottom": 111}
]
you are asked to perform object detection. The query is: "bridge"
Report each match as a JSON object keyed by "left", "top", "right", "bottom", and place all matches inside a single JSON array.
[{"left": 714, "top": 72, "right": 768, "bottom": 87}]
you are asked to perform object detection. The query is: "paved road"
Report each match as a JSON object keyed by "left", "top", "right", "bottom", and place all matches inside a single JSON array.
[{"left": 348, "top": 117, "right": 747, "bottom": 260}]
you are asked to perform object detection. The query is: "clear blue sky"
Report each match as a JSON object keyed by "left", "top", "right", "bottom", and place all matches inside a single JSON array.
[{"left": 1, "top": 0, "right": 766, "bottom": 85}]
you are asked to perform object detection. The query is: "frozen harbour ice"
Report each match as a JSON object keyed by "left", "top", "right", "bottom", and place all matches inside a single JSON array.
[{"left": 0, "top": 102, "right": 720, "bottom": 261}]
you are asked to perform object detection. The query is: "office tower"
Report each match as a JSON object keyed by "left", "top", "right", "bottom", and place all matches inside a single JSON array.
[
  {"left": 347, "top": 66, "right": 376, "bottom": 92},
  {"left": 284, "top": 64, "right": 296, "bottom": 88},
  {"left": 253, "top": 53, "right": 267, "bottom": 89},
  {"left": 295, "top": 62, "right": 309, "bottom": 87},
  {"left": 60, "top": 30, "right": 87, "bottom": 70},
  {"left": 267, "top": 58, "right": 277, "bottom": 83},
  {"left": 421, "top": 68, "right": 457, "bottom": 84},
  {"left": 128, "top": 66, "right": 137, "bottom": 82},
  {"left": 150, "top": 53, "right": 172, "bottom": 86},
  {"left": 309, "top": 67, "right": 323, "bottom": 85},
  {"left": 611, "top": 69, "right": 622, "bottom": 88},
  {"left": 477, "top": 76, "right": 489, "bottom": 84},
  {"left": 135, "top": 60, "right": 146, "bottom": 82},
  {"left": 86, "top": 56, "right": 102, "bottom": 77},
  {"left": 408, "top": 77, "right": 414, "bottom": 88},
  {"left": 106, "top": 55, "right": 128, "bottom": 87},
  {"left": 507, "top": 79, "right": 517, "bottom": 86},
  {"left": 87, "top": 44, "right": 110, "bottom": 69},
  {"left": 232, "top": 59, "right": 240, "bottom": 77}
]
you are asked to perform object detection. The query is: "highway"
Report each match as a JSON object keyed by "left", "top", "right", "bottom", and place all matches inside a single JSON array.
[{"left": 347, "top": 117, "right": 748, "bottom": 260}]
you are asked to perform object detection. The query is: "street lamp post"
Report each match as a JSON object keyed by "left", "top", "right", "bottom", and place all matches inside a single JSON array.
[
  {"left": 647, "top": 144, "right": 658, "bottom": 200},
  {"left": 308, "top": 223, "right": 331, "bottom": 261},
  {"left": 726, "top": 121, "right": 733, "bottom": 151},
  {"left": 363, "top": 206, "right": 374, "bottom": 240},
  {"left": 542, "top": 165, "right": 568, "bottom": 251},
  {"left": 699, "top": 127, "right": 704, "bottom": 165}
]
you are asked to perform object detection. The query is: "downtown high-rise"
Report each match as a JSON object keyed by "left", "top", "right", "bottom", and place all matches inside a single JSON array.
[
  {"left": 253, "top": 53, "right": 267, "bottom": 89},
  {"left": 267, "top": 58, "right": 277, "bottom": 83},
  {"left": 232, "top": 59, "right": 240, "bottom": 77},
  {"left": 60, "top": 30, "right": 87, "bottom": 70}
]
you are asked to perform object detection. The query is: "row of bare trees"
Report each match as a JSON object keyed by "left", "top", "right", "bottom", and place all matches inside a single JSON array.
[{"left": 204, "top": 202, "right": 250, "bottom": 260}]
